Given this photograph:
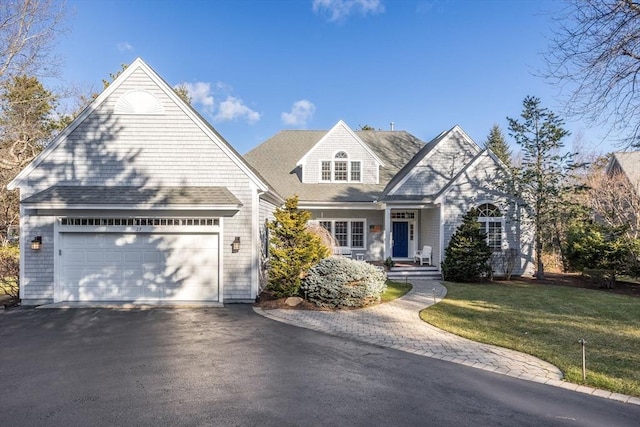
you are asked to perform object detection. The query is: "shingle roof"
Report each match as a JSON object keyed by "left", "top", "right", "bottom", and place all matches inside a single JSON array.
[
  {"left": 610, "top": 152, "right": 640, "bottom": 194},
  {"left": 22, "top": 186, "right": 242, "bottom": 209},
  {"left": 244, "top": 130, "right": 425, "bottom": 202}
]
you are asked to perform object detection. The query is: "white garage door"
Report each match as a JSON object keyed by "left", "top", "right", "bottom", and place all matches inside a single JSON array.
[{"left": 59, "top": 232, "right": 219, "bottom": 302}]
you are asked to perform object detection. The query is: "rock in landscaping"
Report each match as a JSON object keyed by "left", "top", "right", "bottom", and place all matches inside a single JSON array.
[{"left": 284, "top": 297, "right": 304, "bottom": 307}]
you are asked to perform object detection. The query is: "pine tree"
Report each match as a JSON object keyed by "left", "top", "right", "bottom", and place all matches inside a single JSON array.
[
  {"left": 484, "top": 124, "right": 511, "bottom": 166},
  {"left": 0, "top": 75, "right": 61, "bottom": 244},
  {"left": 508, "top": 96, "right": 573, "bottom": 280},
  {"left": 267, "top": 196, "right": 330, "bottom": 297},
  {"left": 441, "top": 208, "right": 492, "bottom": 282}
]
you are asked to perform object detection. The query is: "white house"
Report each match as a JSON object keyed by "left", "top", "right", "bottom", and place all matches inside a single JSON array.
[
  {"left": 8, "top": 58, "right": 282, "bottom": 305},
  {"left": 9, "top": 58, "right": 532, "bottom": 305},
  {"left": 245, "top": 121, "right": 533, "bottom": 273}
]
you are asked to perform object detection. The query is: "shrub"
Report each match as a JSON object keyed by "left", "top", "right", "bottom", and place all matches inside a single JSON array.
[
  {"left": 583, "top": 268, "right": 615, "bottom": 289},
  {"left": 267, "top": 196, "right": 330, "bottom": 298},
  {"left": 564, "top": 221, "right": 637, "bottom": 281},
  {"left": 0, "top": 245, "right": 19, "bottom": 300},
  {"left": 301, "top": 257, "right": 387, "bottom": 308},
  {"left": 441, "top": 208, "right": 492, "bottom": 282}
]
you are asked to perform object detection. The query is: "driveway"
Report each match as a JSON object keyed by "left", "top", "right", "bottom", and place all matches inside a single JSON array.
[
  {"left": 1, "top": 306, "right": 639, "bottom": 426},
  {"left": 256, "top": 280, "right": 563, "bottom": 383}
]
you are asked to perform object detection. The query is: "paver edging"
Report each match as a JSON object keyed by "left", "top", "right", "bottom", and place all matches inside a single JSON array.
[{"left": 253, "top": 280, "right": 640, "bottom": 406}]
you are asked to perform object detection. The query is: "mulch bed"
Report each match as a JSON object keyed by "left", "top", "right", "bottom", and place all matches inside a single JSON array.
[
  {"left": 256, "top": 272, "right": 640, "bottom": 311},
  {"left": 508, "top": 272, "right": 640, "bottom": 298},
  {"left": 254, "top": 291, "right": 330, "bottom": 311}
]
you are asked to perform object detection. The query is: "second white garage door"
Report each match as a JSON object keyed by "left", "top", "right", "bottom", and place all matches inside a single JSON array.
[{"left": 58, "top": 232, "right": 219, "bottom": 302}]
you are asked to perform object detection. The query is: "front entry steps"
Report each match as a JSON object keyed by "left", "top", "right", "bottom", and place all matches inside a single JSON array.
[{"left": 386, "top": 264, "right": 442, "bottom": 281}]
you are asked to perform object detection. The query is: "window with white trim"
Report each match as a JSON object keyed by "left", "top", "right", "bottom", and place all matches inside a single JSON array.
[
  {"left": 350, "top": 161, "right": 361, "bottom": 181},
  {"left": 320, "top": 151, "right": 362, "bottom": 183},
  {"left": 477, "top": 203, "right": 503, "bottom": 252},
  {"left": 318, "top": 219, "right": 365, "bottom": 248}
]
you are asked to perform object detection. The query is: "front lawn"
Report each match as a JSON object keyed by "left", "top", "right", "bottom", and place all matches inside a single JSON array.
[
  {"left": 381, "top": 280, "right": 412, "bottom": 303},
  {"left": 420, "top": 280, "right": 640, "bottom": 397}
]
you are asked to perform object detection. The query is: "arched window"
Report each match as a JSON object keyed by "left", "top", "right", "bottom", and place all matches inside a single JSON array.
[
  {"left": 477, "top": 203, "right": 503, "bottom": 252},
  {"left": 320, "top": 151, "right": 362, "bottom": 182}
]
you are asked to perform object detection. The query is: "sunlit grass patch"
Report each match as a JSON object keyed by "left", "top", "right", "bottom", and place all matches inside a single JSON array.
[
  {"left": 381, "top": 280, "right": 412, "bottom": 303},
  {"left": 420, "top": 281, "right": 640, "bottom": 397}
]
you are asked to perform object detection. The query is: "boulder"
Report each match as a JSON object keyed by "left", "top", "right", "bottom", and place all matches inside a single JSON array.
[{"left": 284, "top": 297, "right": 304, "bottom": 307}]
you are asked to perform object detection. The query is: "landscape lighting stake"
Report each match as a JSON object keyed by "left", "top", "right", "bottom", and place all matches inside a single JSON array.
[
  {"left": 432, "top": 288, "right": 437, "bottom": 305},
  {"left": 578, "top": 338, "right": 587, "bottom": 381}
]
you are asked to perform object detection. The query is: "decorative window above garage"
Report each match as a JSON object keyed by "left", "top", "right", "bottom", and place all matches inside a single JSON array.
[
  {"left": 59, "top": 217, "right": 219, "bottom": 227},
  {"left": 114, "top": 90, "right": 164, "bottom": 115}
]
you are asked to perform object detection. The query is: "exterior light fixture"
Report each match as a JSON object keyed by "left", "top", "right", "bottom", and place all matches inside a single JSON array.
[
  {"left": 30, "top": 236, "right": 42, "bottom": 250},
  {"left": 232, "top": 236, "right": 241, "bottom": 253}
]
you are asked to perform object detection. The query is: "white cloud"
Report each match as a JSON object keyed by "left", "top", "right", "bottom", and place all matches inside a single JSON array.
[
  {"left": 281, "top": 100, "right": 316, "bottom": 126},
  {"left": 179, "top": 82, "right": 215, "bottom": 113},
  {"left": 312, "top": 0, "right": 384, "bottom": 22},
  {"left": 215, "top": 96, "right": 261, "bottom": 124},
  {"left": 117, "top": 42, "right": 134, "bottom": 52}
]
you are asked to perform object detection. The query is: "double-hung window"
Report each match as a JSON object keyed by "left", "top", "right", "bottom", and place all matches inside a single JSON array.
[
  {"left": 320, "top": 151, "right": 362, "bottom": 182},
  {"left": 477, "top": 203, "right": 504, "bottom": 252},
  {"left": 318, "top": 219, "right": 365, "bottom": 248}
]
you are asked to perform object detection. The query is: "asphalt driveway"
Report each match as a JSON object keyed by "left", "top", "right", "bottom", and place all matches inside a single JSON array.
[{"left": 1, "top": 306, "right": 639, "bottom": 427}]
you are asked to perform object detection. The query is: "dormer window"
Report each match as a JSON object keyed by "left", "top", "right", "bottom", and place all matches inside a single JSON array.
[{"left": 320, "top": 151, "right": 362, "bottom": 183}]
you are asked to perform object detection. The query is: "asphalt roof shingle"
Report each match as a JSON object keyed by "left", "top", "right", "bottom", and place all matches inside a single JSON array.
[
  {"left": 22, "top": 186, "right": 243, "bottom": 208},
  {"left": 244, "top": 130, "right": 426, "bottom": 202}
]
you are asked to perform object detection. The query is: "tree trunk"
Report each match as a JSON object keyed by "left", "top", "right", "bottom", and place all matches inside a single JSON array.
[{"left": 536, "top": 225, "right": 545, "bottom": 280}]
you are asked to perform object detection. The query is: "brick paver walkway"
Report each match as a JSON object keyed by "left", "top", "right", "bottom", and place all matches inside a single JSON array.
[
  {"left": 254, "top": 280, "right": 640, "bottom": 405},
  {"left": 254, "top": 279, "right": 563, "bottom": 383}
]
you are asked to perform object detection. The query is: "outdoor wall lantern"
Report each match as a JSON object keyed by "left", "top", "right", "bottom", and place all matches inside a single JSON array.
[
  {"left": 232, "top": 236, "right": 241, "bottom": 253},
  {"left": 30, "top": 236, "right": 42, "bottom": 251}
]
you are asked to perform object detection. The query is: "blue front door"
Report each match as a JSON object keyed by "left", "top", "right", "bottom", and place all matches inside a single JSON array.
[{"left": 392, "top": 222, "right": 409, "bottom": 258}]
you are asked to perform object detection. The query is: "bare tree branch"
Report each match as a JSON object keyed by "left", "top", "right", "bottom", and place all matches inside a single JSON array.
[
  {"left": 0, "top": 0, "right": 67, "bottom": 82},
  {"left": 545, "top": 1, "right": 640, "bottom": 147}
]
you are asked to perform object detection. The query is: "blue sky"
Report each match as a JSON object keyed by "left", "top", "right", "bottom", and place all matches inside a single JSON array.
[{"left": 53, "top": 0, "right": 616, "bottom": 155}]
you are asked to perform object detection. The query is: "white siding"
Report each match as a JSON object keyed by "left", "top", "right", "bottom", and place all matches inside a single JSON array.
[
  {"left": 441, "top": 154, "right": 532, "bottom": 276},
  {"left": 309, "top": 209, "right": 385, "bottom": 261},
  {"left": 302, "top": 124, "right": 379, "bottom": 184},
  {"left": 20, "top": 214, "right": 55, "bottom": 303},
  {"left": 392, "top": 130, "right": 479, "bottom": 197},
  {"left": 18, "top": 65, "right": 259, "bottom": 303},
  {"left": 419, "top": 207, "right": 441, "bottom": 267}
]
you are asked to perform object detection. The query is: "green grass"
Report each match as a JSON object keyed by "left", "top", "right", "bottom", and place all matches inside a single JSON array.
[
  {"left": 381, "top": 280, "right": 412, "bottom": 303},
  {"left": 420, "top": 281, "right": 640, "bottom": 397}
]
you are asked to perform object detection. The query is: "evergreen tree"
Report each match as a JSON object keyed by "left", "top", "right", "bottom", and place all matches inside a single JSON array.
[
  {"left": 507, "top": 96, "right": 574, "bottom": 280},
  {"left": 441, "top": 208, "right": 492, "bottom": 282},
  {"left": 0, "top": 75, "right": 62, "bottom": 244},
  {"left": 484, "top": 124, "right": 511, "bottom": 166},
  {"left": 267, "top": 196, "right": 330, "bottom": 297},
  {"left": 0, "top": 75, "right": 58, "bottom": 169}
]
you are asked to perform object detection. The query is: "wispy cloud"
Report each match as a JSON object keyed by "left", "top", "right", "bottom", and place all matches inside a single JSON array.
[
  {"left": 175, "top": 81, "right": 260, "bottom": 124},
  {"left": 215, "top": 96, "right": 261, "bottom": 124},
  {"left": 312, "top": 0, "right": 384, "bottom": 22},
  {"left": 179, "top": 81, "right": 215, "bottom": 113},
  {"left": 117, "top": 42, "right": 134, "bottom": 52},
  {"left": 281, "top": 100, "right": 316, "bottom": 126}
]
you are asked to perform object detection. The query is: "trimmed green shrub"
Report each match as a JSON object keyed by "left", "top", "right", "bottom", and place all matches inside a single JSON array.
[
  {"left": 441, "top": 208, "right": 492, "bottom": 282},
  {"left": 267, "top": 196, "right": 330, "bottom": 298},
  {"left": 301, "top": 257, "right": 387, "bottom": 308}
]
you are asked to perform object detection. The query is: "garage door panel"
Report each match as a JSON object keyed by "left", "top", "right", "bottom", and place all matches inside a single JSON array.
[{"left": 60, "top": 233, "right": 219, "bottom": 302}]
